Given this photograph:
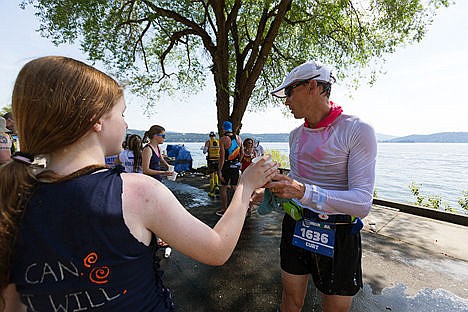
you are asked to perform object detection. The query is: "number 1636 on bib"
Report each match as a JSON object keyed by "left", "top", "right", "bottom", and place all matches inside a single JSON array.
[{"left": 292, "top": 219, "right": 336, "bottom": 258}]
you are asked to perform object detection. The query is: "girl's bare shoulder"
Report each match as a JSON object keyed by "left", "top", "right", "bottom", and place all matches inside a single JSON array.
[{"left": 121, "top": 173, "right": 164, "bottom": 199}]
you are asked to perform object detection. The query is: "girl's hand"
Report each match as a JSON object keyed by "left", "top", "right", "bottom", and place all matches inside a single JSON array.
[{"left": 239, "top": 155, "right": 278, "bottom": 193}]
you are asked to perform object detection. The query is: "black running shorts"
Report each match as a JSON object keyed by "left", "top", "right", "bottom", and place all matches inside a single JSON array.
[
  {"left": 221, "top": 165, "right": 240, "bottom": 186},
  {"left": 280, "top": 214, "right": 362, "bottom": 296},
  {"left": 207, "top": 160, "right": 219, "bottom": 173}
]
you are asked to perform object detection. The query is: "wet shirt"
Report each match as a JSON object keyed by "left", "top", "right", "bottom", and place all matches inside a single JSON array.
[
  {"left": 289, "top": 114, "right": 377, "bottom": 217},
  {"left": 10, "top": 167, "right": 172, "bottom": 311}
]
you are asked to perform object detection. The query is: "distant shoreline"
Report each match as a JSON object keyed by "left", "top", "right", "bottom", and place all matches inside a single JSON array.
[{"left": 128, "top": 129, "right": 468, "bottom": 143}]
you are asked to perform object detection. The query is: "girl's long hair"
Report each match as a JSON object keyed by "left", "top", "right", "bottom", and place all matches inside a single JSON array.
[
  {"left": 0, "top": 56, "right": 123, "bottom": 309},
  {"left": 127, "top": 134, "right": 143, "bottom": 173}
]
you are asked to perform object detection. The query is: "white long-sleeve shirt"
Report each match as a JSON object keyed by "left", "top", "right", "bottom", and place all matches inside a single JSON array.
[{"left": 289, "top": 114, "right": 377, "bottom": 218}]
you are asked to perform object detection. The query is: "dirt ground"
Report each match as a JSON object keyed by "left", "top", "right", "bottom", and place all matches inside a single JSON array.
[{"left": 159, "top": 169, "right": 468, "bottom": 312}]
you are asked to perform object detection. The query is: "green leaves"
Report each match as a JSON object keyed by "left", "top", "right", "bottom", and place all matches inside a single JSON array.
[
  {"left": 458, "top": 190, "right": 468, "bottom": 212},
  {"left": 21, "top": 0, "right": 450, "bottom": 129},
  {"left": 409, "top": 182, "right": 465, "bottom": 212}
]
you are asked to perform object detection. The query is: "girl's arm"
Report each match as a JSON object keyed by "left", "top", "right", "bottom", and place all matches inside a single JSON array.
[
  {"left": 122, "top": 157, "right": 278, "bottom": 265},
  {"left": 158, "top": 146, "right": 170, "bottom": 168}
]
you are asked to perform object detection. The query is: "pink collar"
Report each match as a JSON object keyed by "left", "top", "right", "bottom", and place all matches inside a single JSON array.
[{"left": 304, "top": 101, "right": 343, "bottom": 129}]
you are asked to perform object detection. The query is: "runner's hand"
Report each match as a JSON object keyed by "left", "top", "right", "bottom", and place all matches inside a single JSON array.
[{"left": 265, "top": 174, "right": 305, "bottom": 199}]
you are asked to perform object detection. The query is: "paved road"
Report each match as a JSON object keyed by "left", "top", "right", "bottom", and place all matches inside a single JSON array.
[{"left": 159, "top": 175, "right": 468, "bottom": 312}]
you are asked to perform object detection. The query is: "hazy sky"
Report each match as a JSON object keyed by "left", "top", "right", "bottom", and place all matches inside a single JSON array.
[{"left": 1, "top": 1, "right": 467, "bottom": 137}]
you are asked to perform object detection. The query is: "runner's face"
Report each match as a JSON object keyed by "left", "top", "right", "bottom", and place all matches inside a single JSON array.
[{"left": 284, "top": 81, "right": 311, "bottom": 119}]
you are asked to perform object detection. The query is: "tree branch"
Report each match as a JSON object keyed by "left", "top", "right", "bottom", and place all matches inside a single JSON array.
[
  {"left": 134, "top": 20, "right": 152, "bottom": 71},
  {"left": 140, "top": 0, "right": 216, "bottom": 55},
  {"left": 247, "top": 0, "right": 292, "bottom": 85},
  {"left": 159, "top": 28, "right": 198, "bottom": 66}
]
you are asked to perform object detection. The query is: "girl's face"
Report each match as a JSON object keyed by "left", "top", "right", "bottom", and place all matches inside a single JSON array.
[
  {"left": 101, "top": 97, "right": 128, "bottom": 156},
  {"left": 153, "top": 132, "right": 166, "bottom": 144}
]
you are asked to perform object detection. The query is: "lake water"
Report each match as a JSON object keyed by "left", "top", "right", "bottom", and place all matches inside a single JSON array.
[{"left": 162, "top": 142, "right": 468, "bottom": 213}]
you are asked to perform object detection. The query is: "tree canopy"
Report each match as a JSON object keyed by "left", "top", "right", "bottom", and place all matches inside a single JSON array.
[{"left": 21, "top": 0, "right": 450, "bottom": 133}]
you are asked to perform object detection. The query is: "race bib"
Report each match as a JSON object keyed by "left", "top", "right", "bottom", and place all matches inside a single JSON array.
[{"left": 292, "top": 218, "right": 336, "bottom": 258}]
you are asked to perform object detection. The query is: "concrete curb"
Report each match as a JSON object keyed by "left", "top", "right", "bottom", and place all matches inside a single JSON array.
[{"left": 373, "top": 198, "right": 468, "bottom": 226}]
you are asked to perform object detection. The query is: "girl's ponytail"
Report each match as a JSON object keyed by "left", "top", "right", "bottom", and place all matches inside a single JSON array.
[{"left": 0, "top": 159, "right": 38, "bottom": 309}]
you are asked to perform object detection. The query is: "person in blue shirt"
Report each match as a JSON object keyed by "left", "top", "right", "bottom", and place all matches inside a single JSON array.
[{"left": 0, "top": 56, "right": 278, "bottom": 311}]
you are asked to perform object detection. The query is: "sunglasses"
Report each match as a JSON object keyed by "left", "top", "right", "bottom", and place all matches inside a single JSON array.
[
  {"left": 155, "top": 134, "right": 166, "bottom": 138},
  {"left": 284, "top": 80, "right": 309, "bottom": 97},
  {"left": 284, "top": 75, "right": 319, "bottom": 97}
]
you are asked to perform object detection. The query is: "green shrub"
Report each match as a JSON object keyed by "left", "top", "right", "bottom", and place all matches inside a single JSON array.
[
  {"left": 409, "top": 182, "right": 464, "bottom": 213},
  {"left": 266, "top": 149, "right": 289, "bottom": 169},
  {"left": 409, "top": 182, "right": 425, "bottom": 206},
  {"left": 458, "top": 190, "right": 468, "bottom": 212}
]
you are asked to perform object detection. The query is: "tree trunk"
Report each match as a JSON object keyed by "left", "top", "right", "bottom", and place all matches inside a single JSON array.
[
  {"left": 211, "top": 2, "right": 231, "bottom": 136},
  {"left": 213, "top": 67, "right": 230, "bottom": 136},
  {"left": 218, "top": 0, "right": 292, "bottom": 136}
]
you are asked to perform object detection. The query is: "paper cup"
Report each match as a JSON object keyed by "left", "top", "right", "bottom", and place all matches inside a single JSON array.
[
  {"left": 168, "top": 172, "right": 178, "bottom": 181},
  {"left": 168, "top": 165, "right": 174, "bottom": 172},
  {"left": 252, "top": 155, "right": 272, "bottom": 164}
]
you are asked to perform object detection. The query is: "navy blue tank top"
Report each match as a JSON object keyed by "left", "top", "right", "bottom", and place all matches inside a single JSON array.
[
  {"left": 145, "top": 144, "right": 163, "bottom": 181},
  {"left": 11, "top": 167, "right": 173, "bottom": 311}
]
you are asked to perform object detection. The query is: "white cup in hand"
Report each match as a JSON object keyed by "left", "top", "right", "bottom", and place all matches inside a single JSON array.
[
  {"left": 167, "top": 171, "right": 178, "bottom": 181},
  {"left": 251, "top": 155, "right": 272, "bottom": 164}
]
